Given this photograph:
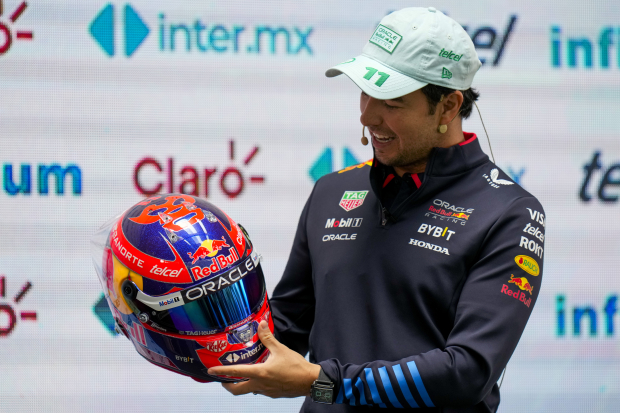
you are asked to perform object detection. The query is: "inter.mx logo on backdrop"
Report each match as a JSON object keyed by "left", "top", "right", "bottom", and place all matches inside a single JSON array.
[
  {"left": 90, "top": 3, "right": 313, "bottom": 57},
  {"left": 0, "top": 0, "right": 33, "bottom": 55}
]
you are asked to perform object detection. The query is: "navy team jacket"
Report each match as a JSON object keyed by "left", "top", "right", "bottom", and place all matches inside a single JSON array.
[{"left": 270, "top": 134, "right": 546, "bottom": 412}]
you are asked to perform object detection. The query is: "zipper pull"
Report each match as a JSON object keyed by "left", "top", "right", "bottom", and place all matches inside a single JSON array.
[{"left": 381, "top": 207, "right": 388, "bottom": 226}]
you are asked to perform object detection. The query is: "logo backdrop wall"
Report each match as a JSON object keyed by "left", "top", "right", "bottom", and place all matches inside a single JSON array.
[{"left": 1, "top": 0, "right": 619, "bottom": 412}]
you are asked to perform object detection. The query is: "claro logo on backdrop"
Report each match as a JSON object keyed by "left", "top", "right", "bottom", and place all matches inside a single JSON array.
[
  {"left": 0, "top": 275, "right": 37, "bottom": 337},
  {"left": 0, "top": 0, "right": 33, "bottom": 56},
  {"left": 89, "top": 3, "right": 313, "bottom": 57},
  {"left": 2, "top": 163, "right": 82, "bottom": 196},
  {"left": 133, "top": 140, "right": 265, "bottom": 198}
]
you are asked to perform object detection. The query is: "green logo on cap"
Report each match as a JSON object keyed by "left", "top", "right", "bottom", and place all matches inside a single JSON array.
[
  {"left": 369, "top": 24, "right": 402, "bottom": 54},
  {"left": 363, "top": 67, "right": 390, "bottom": 87},
  {"left": 442, "top": 67, "right": 453, "bottom": 79}
]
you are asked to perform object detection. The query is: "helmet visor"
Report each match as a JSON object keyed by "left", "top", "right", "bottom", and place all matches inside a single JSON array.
[{"left": 122, "top": 252, "right": 266, "bottom": 335}]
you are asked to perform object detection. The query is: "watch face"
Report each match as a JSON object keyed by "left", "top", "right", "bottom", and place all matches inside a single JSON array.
[{"left": 312, "top": 388, "right": 334, "bottom": 404}]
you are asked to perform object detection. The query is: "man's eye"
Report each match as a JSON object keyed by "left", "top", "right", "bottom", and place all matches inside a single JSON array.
[{"left": 384, "top": 101, "right": 398, "bottom": 109}]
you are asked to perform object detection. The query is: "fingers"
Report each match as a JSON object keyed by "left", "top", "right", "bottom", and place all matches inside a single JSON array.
[
  {"left": 257, "top": 320, "right": 281, "bottom": 353},
  {"left": 221, "top": 381, "right": 255, "bottom": 396},
  {"left": 208, "top": 364, "right": 258, "bottom": 378}
]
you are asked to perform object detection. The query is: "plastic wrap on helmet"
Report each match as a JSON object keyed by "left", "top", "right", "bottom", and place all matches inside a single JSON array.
[{"left": 90, "top": 212, "right": 123, "bottom": 296}]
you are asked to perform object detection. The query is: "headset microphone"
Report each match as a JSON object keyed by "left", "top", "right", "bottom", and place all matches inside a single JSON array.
[{"left": 361, "top": 126, "right": 369, "bottom": 146}]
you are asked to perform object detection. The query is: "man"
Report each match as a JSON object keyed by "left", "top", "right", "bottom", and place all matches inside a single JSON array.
[{"left": 208, "top": 7, "right": 545, "bottom": 412}]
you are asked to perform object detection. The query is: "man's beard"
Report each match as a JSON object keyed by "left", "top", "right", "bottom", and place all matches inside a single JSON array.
[{"left": 376, "top": 133, "right": 438, "bottom": 172}]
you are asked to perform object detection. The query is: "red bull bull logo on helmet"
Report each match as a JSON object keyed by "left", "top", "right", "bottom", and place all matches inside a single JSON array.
[{"left": 188, "top": 237, "right": 231, "bottom": 264}]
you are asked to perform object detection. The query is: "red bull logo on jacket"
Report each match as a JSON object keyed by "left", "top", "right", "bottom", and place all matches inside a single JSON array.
[
  {"left": 508, "top": 274, "right": 533, "bottom": 294},
  {"left": 188, "top": 237, "right": 231, "bottom": 264},
  {"left": 500, "top": 276, "right": 533, "bottom": 308}
]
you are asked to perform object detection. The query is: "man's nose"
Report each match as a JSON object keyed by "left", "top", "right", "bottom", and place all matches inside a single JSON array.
[{"left": 360, "top": 96, "right": 383, "bottom": 128}]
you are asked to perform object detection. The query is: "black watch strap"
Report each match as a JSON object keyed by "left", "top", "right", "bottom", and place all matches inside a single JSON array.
[{"left": 311, "top": 367, "right": 335, "bottom": 404}]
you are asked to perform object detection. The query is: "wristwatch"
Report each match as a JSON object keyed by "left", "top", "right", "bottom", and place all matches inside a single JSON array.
[{"left": 310, "top": 367, "right": 335, "bottom": 404}]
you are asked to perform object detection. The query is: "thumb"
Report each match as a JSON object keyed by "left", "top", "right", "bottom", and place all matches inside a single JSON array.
[{"left": 257, "top": 320, "right": 280, "bottom": 353}]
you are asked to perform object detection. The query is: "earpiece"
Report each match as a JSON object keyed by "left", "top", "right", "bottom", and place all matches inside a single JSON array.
[{"left": 438, "top": 125, "right": 448, "bottom": 134}]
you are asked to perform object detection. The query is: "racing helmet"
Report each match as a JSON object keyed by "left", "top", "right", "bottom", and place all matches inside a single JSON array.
[{"left": 90, "top": 194, "right": 272, "bottom": 382}]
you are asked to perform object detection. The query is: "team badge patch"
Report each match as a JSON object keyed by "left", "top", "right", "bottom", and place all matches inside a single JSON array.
[{"left": 339, "top": 191, "right": 369, "bottom": 212}]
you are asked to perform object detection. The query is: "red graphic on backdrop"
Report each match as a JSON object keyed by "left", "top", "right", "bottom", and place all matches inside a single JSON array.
[
  {"left": 0, "top": 275, "right": 37, "bottom": 337},
  {"left": 0, "top": 1, "right": 33, "bottom": 55},
  {"left": 129, "top": 194, "right": 206, "bottom": 232},
  {"left": 133, "top": 140, "right": 265, "bottom": 198}
]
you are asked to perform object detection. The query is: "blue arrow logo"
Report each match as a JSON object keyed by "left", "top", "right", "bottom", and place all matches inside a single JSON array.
[
  {"left": 93, "top": 294, "right": 118, "bottom": 336},
  {"left": 124, "top": 4, "right": 149, "bottom": 56},
  {"left": 89, "top": 4, "right": 114, "bottom": 56},
  {"left": 308, "top": 147, "right": 360, "bottom": 182},
  {"left": 89, "top": 3, "right": 149, "bottom": 57}
]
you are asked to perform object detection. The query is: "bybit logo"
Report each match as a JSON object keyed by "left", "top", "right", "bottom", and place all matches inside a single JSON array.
[
  {"left": 90, "top": 3, "right": 313, "bottom": 58},
  {"left": 0, "top": 0, "right": 33, "bottom": 55}
]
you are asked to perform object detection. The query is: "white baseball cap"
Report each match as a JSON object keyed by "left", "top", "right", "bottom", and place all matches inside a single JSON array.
[{"left": 326, "top": 7, "right": 482, "bottom": 100}]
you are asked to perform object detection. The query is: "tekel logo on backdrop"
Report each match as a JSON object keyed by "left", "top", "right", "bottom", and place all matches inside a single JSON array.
[
  {"left": 552, "top": 26, "right": 620, "bottom": 69},
  {"left": 3, "top": 163, "right": 82, "bottom": 196},
  {"left": 0, "top": 275, "right": 37, "bottom": 337},
  {"left": 90, "top": 3, "right": 313, "bottom": 58},
  {"left": 134, "top": 140, "right": 264, "bottom": 198},
  {"left": 579, "top": 152, "right": 620, "bottom": 202},
  {"left": 0, "top": 0, "right": 33, "bottom": 56},
  {"left": 461, "top": 15, "right": 517, "bottom": 66},
  {"left": 385, "top": 10, "right": 517, "bottom": 66}
]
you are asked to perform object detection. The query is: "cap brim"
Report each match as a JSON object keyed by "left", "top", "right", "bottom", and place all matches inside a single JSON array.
[{"left": 325, "top": 54, "right": 427, "bottom": 100}]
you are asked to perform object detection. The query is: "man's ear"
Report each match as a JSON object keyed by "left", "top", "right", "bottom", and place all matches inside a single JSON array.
[{"left": 440, "top": 91, "right": 464, "bottom": 124}]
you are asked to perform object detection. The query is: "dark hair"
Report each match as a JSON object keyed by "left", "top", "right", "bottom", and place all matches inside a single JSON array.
[{"left": 420, "top": 84, "right": 480, "bottom": 119}]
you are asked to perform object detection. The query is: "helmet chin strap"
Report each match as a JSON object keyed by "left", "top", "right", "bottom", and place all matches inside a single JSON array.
[{"left": 474, "top": 101, "right": 496, "bottom": 164}]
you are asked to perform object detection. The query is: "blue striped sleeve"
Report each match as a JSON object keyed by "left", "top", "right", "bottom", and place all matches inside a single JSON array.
[
  {"left": 378, "top": 366, "right": 403, "bottom": 408},
  {"left": 406, "top": 360, "right": 434, "bottom": 407},
  {"left": 364, "top": 368, "right": 387, "bottom": 408},
  {"left": 343, "top": 378, "right": 356, "bottom": 406},
  {"left": 391, "top": 364, "right": 419, "bottom": 408},
  {"left": 335, "top": 382, "right": 344, "bottom": 404},
  {"left": 355, "top": 377, "right": 369, "bottom": 405}
]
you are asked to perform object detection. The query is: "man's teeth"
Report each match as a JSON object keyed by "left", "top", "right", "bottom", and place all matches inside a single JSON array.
[{"left": 374, "top": 134, "right": 394, "bottom": 142}]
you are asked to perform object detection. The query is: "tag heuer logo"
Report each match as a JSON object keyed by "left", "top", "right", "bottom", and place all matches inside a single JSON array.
[
  {"left": 369, "top": 24, "right": 402, "bottom": 54},
  {"left": 339, "top": 191, "right": 369, "bottom": 211},
  {"left": 442, "top": 67, "right": 453, "bottom": 79}
]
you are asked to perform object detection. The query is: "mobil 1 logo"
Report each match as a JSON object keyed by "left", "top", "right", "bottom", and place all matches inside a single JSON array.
[{"left": 325, "top": 218, "right": 362, "bottom": 228}]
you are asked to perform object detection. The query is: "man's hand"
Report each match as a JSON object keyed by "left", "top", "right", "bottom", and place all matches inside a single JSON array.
[{"left": 207, "top": 320, "right": 321, "bottom": 398}]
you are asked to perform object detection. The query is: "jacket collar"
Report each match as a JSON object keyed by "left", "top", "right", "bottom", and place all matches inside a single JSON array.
[{"left": 369, "top": 132, "right": 489, "bottom": 210}]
